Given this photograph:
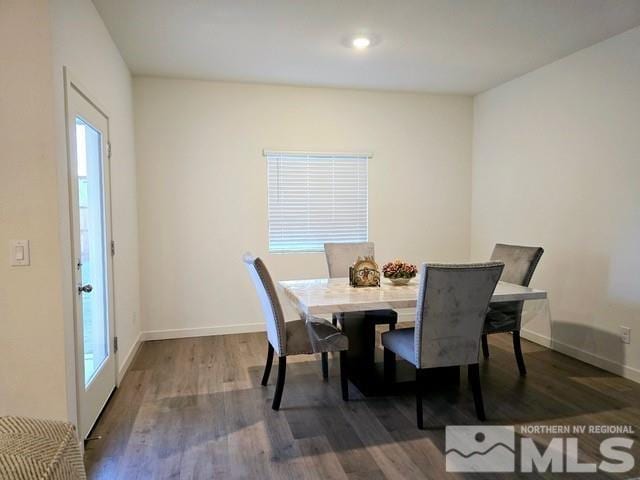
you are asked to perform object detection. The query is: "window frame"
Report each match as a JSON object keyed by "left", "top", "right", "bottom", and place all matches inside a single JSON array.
[{"left": 264, "top": 150, "right": 371, "bottom": 254}]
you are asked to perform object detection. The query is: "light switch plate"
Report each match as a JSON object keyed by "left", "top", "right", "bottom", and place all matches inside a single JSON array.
[{"left": 10, "top": 240, "right": 30, "bottom": 266}]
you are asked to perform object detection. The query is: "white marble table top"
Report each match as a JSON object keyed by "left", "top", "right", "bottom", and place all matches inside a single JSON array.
[{"left": 279, "top": 276, "right": 547, "bottom": 315}]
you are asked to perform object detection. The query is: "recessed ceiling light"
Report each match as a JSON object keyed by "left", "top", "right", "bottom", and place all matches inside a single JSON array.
[
  {"left": 352, "top": 37, "right": 371, "bottom": 50},
  {"left": 341, "top": 33, "right": 380, "bottom": 50}
]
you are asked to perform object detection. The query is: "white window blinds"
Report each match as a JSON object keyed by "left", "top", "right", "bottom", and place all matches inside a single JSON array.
[{"left": 266, "top": 151, "right": 369, "bottom": 253}]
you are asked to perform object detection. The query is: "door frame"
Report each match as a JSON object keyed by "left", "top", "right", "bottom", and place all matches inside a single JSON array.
[{"left": 63, "top": 68, "right": 117, "bottom": 437}]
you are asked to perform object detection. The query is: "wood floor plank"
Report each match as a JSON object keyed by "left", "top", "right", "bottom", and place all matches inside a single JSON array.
[
  {"left": 335, "top": 399, "right": 426, "bottom": 479},
  {"left": 84, "top": 332, "right": 640, "bottom": 479},
  {"left": 297, "top": 436, "right": 349, "bottom": 480},
  {"left": 178, "top": 337, "right": 231, "bottom": 479},
  {"left": 84, "top": 369, "right": 151, "bottom": 480}
]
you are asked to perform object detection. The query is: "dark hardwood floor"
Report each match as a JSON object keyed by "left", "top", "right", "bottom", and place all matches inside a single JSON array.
[{"left": 85, "top": 328, "right": 640, "bottom": 479}]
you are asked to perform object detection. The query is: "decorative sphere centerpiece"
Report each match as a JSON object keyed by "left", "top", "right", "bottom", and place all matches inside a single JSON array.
[{"left": 382, "top": 260, "right": 418, "bottom": 285}]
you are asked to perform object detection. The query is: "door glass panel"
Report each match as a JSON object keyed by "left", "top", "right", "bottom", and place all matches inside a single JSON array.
[{"left": 75, "top": 117, "right": 109, "bottom": 386}]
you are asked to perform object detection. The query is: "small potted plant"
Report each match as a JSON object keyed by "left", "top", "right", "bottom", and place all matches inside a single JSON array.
[{"left": 382, "top": 260, "right": 418, "bottom": 285}]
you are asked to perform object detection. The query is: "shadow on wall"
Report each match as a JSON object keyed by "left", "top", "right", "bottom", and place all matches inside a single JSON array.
[
  {"left": 550, "top": 320, "right": 627, "bottom": 377},
  {"left": 521, "top": 298, "right": 629, "bottom": 378}
]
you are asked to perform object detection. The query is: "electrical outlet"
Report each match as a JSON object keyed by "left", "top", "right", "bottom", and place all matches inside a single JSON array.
[{"left": 620, "top": 326, "right": 631, "bottom": 344}]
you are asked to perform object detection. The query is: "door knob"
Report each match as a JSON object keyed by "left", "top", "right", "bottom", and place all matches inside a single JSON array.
[{"left": 78, "top": 284, "right": 93, "bottom": 294}]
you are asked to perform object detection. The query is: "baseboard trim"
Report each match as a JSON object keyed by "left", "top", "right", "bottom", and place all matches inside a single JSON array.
[
  {"left": 137, "top": 322, "right": 640, "bottom": 384},
  {"left": 521, "top": 328, "right": 640, "bottom": 384},
  {"left": 520, "top": 329, "right": 552, "bottom": 348},
  {"left": 140, "top": 323, "right": 266, "bottom": 342},
  {"left": 117, "top": 331, "right": 142, "bottom": 384}
]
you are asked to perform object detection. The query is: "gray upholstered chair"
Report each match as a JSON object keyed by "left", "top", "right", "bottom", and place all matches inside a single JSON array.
[
  {"left": 481, "top": 244, "right": 544, "bottom": 376},
  {"left": 243, "top": 254, "right": 349, "bottom": 410},
  {"left": 323, "top": 242, "right": 398, "bottom": 331},
  {"left": 382, "top": 262, "right": 504, "bottom": 428},
  {"left": 323, "top": 242, "right": 398, "bottom": 382}
]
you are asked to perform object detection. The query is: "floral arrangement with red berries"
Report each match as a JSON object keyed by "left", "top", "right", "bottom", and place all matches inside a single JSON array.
[{"left": 381, "top": 260, "right": 418, "bottom": 279}]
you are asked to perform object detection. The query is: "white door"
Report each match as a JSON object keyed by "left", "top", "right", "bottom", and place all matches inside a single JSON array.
[{"left": 67, "top": 79, "right": 116, "bottom": 439}]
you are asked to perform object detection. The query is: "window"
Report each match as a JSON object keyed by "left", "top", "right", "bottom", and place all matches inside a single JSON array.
[{"left": 266, "top": 150, "right": 369, "bottom": 253}]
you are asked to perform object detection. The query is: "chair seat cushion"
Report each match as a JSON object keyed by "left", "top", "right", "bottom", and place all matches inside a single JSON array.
[
  {"left": 381, "top": 327, "right": 417, "bottom": 367},
  {"left": 484, "top": 306, "right": 518, "bottom": 334},
  {"left": 285, "top": 319, "right": 314, "bottom": 355},
  {"left": 336, "top": 309, "right": 398, "bottom": 326},
  {"left": 285, "top": 317, "right": 348, "bottom": 355},
  {"left": 306, "top": 317, "right": 349, "bottom": 353}
]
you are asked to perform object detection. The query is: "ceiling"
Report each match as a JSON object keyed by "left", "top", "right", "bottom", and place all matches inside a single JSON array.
[{"left": 93, "top": 0, "right": 640, "bottom": 94}]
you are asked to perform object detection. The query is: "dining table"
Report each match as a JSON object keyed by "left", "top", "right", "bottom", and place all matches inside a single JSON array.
[{"left": 279, "top": 275, "right": 547, "bottom": 396}]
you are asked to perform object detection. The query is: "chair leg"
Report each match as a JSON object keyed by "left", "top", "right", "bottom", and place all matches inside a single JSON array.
[
  {"left": 383, "top": 347, "right": 396, "bottom": 384},
  {"left": 415, "top": 369, "right": 424, "bottom": 429},
  {"left": 272, "top": 356, "right": 287, "bottom": 411},
  {"left": 513, "top": 331, "right": 527, "bottom": 376},
  {"left": 468, "top": 363, "right": 486, "bottom": 421},
  {"left": 389, "top": 321, "right": 396, "bottom": 331},
  {"left": 481, "top": 334, "right": 490, "bottom": 358},
  {"left": 332, "top": 315, "right": 337, "bottom": 327},
  {"left": 321, "top": 352, "right": 329, "bottom": 380},
  {"left": 261, "top": 343, "right": 274, "bottom": 386},
  {"left": 339, "top": 351, "right": 349, "bottom": 401}
]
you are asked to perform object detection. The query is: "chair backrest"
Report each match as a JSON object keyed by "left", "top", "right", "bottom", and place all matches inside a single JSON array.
[
  {"left": 324, "top": 242, "right": 375, "bottom": 278},
  {"left": 489, "top": 244, "right": 544, "bottom": 331},
  {"left": 490, "top": 243, "right": 544, "bottom": 287},
  {"left": 243, "top": 253, "right": 286, "bottom": 356},
  {"left": 414, "top": 262, "right": 504, "bottom": 369}
]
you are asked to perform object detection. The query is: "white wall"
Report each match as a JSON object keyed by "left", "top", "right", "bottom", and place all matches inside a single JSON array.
[
  {"left": 134, "top": 78, "right": 472, "bottom": 338},
  {"left": 0, "top": 0, "right": 68, "bottom": 419},
  {"left": 0, "top": 0, "right": 141, "bottom": 423},
  {"left": 49, "top": 0, "right": 142, "bottom": 394},
  {"left": 472, "top": 26, "right": 640, "bottom": 381}
]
